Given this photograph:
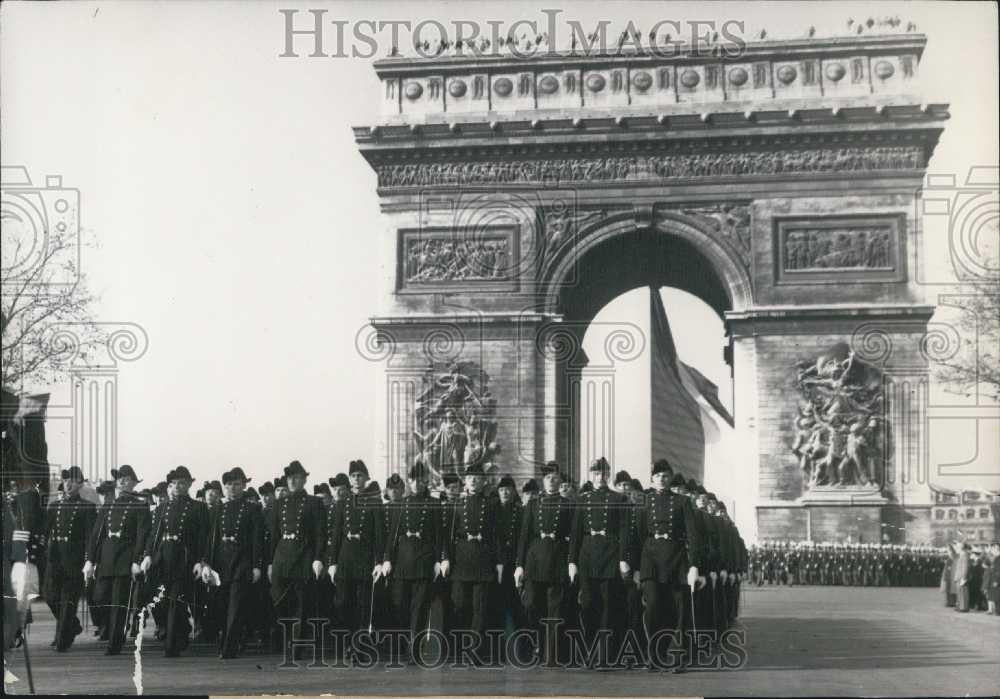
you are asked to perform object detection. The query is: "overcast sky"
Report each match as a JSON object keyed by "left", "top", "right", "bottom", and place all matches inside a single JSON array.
[{"left": 2, "top": 1, "right": 997, "bottom": 491}]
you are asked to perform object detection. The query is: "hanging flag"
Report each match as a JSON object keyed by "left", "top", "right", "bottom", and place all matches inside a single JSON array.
[{"left": 649, "top": 286, "right": 705, "bottom": 481}]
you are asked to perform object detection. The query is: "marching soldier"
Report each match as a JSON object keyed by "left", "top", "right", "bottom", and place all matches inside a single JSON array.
[
  {"left": 140, "top": 466, "right": 209, "bottom": 657},
  {"left": 445, "top": 462, "right": 499, "bottom": 662},
  {"left": 381, "top": 461, "right": 446, "bottom": 663},
  {"left": 85, "top": 464, "right": 150, "bottom": 655},
  {"left": 201, "top": 467, "right": 263, "bottom": 659},
  {"left": 636, "top": 462, "right": 703, "bottom": 672},
  {"left": 326, "top": 460, "right": 385, "bottom": 658},
  {"left": 622, "top": 477, "right": 646, "bottom": 662},
  {"left": 44, "top": 466, "right": 97, "bottom": 651},
  {"left": 88, "top": 479, "right": 117, "bottom": 640},
  {"left": 568, "top": 457, "right": 630, "bottom": 670},
  {"left": 515, "top": 462, "right": 574, "bottom": 667},
  {"left": 268, "top": 460, "right": 325, "bottom": 658},
  {"left": 255, "top": 480, "right": 277, "bottom": 648},
  {"left": 7, "top": 471, "right": 46, "bottom": 651}
]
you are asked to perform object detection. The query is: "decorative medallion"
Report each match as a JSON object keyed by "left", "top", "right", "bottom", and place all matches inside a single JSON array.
[
  {"left": 586, "top": 73, "right": 606, "bottom": 92},
  {"left": 631, "top": 71, "right": 653, "bottom": 92},
  {"left": 404, "top": 82, "right": 423, "bottom": 100},
  {"left": 538, "top": 75, "right": 559, "bottom": 95},
  {"left": 729, "top": 67, "right": 749, "bottom": 87},
  {"left": 493, "top": 77, "right": 513, "bottom": 97},
  {"left": 825, "top": 63, "right": 846, "bottom": 82},
  {"left": 777, "top": 65, "right": 797, "bottom": 84},
  {"left": 874, "top": 60, "right": 895, "bottom": 79},
  {"left": 680, "top": 69, "right": 700, "bottom": 88},
  {"left": 448, "top": 80, "right": 467, "bottom": 98}
]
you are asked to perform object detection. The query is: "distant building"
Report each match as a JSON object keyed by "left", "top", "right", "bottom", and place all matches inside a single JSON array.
[{"left": 929, "top": 485, "right": 999, "bottom": 545}]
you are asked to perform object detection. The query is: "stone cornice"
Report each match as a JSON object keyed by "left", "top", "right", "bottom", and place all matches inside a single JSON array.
[{"left": 373, "top": 34, "right": 928, "bottom": 77}]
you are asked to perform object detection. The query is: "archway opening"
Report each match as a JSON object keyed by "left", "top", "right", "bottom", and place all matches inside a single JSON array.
[{"left": 555, "top": 227, "right": 738, "bottom": 501}]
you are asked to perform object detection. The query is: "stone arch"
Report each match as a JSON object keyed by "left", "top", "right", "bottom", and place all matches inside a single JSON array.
[{"left": 541, "top": 210, "right": 754, "bottom": 319}]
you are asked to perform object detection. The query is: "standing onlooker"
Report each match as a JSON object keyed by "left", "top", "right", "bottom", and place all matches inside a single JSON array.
[{"left": 953, "top": 543, "right": 971, "bottom": 613}]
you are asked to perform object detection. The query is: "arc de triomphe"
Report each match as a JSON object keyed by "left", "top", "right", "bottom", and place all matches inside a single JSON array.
[{"left": 353, "top": 32, "right": 948, "bottom": 543}]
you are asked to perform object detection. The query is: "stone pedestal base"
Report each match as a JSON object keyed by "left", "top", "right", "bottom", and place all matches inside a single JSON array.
[{"left": 801, "top": 486, "right": 889, "bottom": 506}]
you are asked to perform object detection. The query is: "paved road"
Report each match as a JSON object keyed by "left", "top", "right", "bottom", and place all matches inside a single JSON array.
[{"left": 4, "top": 585, "right": 998, "bottom": 696}]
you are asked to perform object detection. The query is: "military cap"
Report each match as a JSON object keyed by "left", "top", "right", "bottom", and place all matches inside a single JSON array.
[
  {"left": 314, "top": 483, "right": 331, "bottom": 496},
  {"left": 274, "top": 476, "right": 288, "bottom": 489},
  {"left": 364, "top": 481, "right": 381, "bottom": 496},
  {"left": 522, "top": 479, "right": 539, "bottom": 494},
  {"left": 589, "top": 457, "right": 610, "bottom": 474},
  {"left": 349, "top": 460, "right": 369, "bottom": 477},
  {"left": 259, "top": 481, "right": 275, "bottom": 496},
  {"left": 284, "top": 460, "right": 309, "bottom": 478},
  {"left": 614, "top": 469, "right": 632, "bottom": 486},
  {"left": 329, "top": 473, "right": 350, "bottom": 489},
  {"left": 224, "top": 467, "right": 251, "bottom": 484},
  {"left": 669, "top": 473, "right": 687, "bottom": 489},
  {"left": 579, "top": 481, "right": 594, "bottom": 493},
  {"left": 111, "top": 464, "right": 141, "bottom": 482},
  {"left": 204, "top": 479, "right": 222, "bottom": 493},
  {"left": 96, "top": 480, "right": 116, "bottom": 495},
  {"left": 629, "top": 478, "right": 643, "bottom": 491},
  {"left": 245, "top": 486, "right": 259, "bottom": 499},
  {"left": 169, "top": 466, "right": 194, "bottom": 483},
  {"left": 686, "top": 477, "right": 699, "bottom": 491},
  {"left": 152, "top": 481, "right": 168, "bottom": 497},
  {"left": 60, "top": 466, "right": 85, "bottom": 482},
  {"left": 541, "top": 461, "right": 560, "bottom": 475},
  {"left": 386, "top": 473, "right": 405, "bottom": 489},
  {"left": 497, "top": 475, "right": 516, "bottom": 490},
  {"left": 651, "top": 459, "right": 673, "bottom": 476}
]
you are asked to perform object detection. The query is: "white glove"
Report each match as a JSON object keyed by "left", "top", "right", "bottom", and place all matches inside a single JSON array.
[
  {"left": 382, "top": 561, "right": 392, "bottom": 578},
  {"left": 141, "top": 556, "right": 152, "bottom": 574},
  {"left": 687, "top": 566, "right": 700, "bottom": 589},
  {"left": 267, "top": 564, "right": 273, "bottom": 583},
  {"left": 721, "top": 570, "right": 728, "bottom": 582},
  {"left": 201, "top": 566, "right": 212, "bottom": 584},
  {"left": 82, "top": 560, "right": 95, "bottom": 581},
  {"left": 619, "top": 561, "right": 630, "bottom": 578},
  {"left": 568, "top": 563, "right": 578, "bottom": 583},
  {"left": 131, "top": 562, "right": 141, "bottom": 578},
  {"left": 710, "top": 571, "right": 718, "bottom": 585},
  {"left": 328, "top": 565, "right": 337, "bottom": 583},
  {"left": 433, "top": 562, "right": 442, "bottom": 580},
  {"left": 514, "top": 566, "right": 524, "bottom": 588},
  {"left": 312, "top": 560, "right": 323, "bottom": 579},
  {"left": 193, "top": 562, "right": 203, "bottom": 577},
  {"left": 496, "top": 564, "right": 503, "bottom": 584},
  {"left": 440, "top": 559, "right": 450, "bottom": 577},
  {"left": 728, "top": 574, "right": 736, "bottom": 586},
  {"left": 371, "top": 565, "right": 382, "bottom": 582},
  {"left": 632, "top": 571, "right": 641, "bottom": 587},
  {"left": 252, "top": 568, "right": 261, "bottom": 583}
]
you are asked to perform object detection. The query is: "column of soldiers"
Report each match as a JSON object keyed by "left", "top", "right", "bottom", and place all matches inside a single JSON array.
[
  {"left": 4, "top": 455, "right": 750, "bottom": 671},
  {"left": 747, "top": 541, "right": 948, "bottom": 587}
]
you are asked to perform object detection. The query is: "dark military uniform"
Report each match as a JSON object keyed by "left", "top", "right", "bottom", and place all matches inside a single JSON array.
[
  {"left": 269, "top": 489, "right": 325, "bottom": 652},
  {"left": 492, "top": 496, "right": 523, "bottom": 659},
  {"left": 517, "top": 491, "right": 573, "bottom": 666},
  {"left": 87, "top": 490, "right": 150, "bottom": 654},
  {"left": 205, "top": 494, "right": 263, "bottom": 657},
  {"left": 568, "top": 485, "right": 628, "bottom": 667},
  {"left": 383, "top": 489, "right": 445, "bottom": 653},
  {"left": 44, "top": 492, "right": 96, "bottom": 650},
  {"left": 635, "top": 489, "right": 703, "bottom": 667},
  {"left": 326, "top": 489, "right": 385, "bottom": 645},
  {"left": 446, "top": 489, "right": 499, "bottom": 642},
  {"left": 143, "top": 493, "right": 209, "bottom": 656},
  {"left": 623, "top": 497, "right": 645, "bottom": 656}
]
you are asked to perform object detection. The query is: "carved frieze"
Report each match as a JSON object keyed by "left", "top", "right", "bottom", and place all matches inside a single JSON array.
[
  {"left": 376, "top": 145, "right": 925, "bottom": 188},
  {"left": 397, "top": 227, "right": 518, "bottom": 291},
  {"left": 671, "top": 202, "right": 752, "bottom": 254},
  {"left": 774, "top": 215, "right": 905, "bottom": 285}
]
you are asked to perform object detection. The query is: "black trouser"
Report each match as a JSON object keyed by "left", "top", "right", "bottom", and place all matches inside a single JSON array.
[
  {"left": 273, "top": 578, "right": 315, "bottom": 651},
  {"left": 335, "top": 577, "right": 372, "bottom": 643},
  {"left": 641, "top": 581, "right": 688, "bottom": 668},
  {"left": 45, "top": 568, "right": 84, "bottom": 649},
  {"left": 162, "top": 577, "right": 193, "bottom": 655},
  {"left": 492, "top": 566, "right": 525, "bottom": 662},
  {"left": 578, "top": 576, "right": 623, "bottom": 667},
  {"left": 94, "top": 575, "right": 135, "bottom": 652},
  {"left": 450, "top": 580, "right": 490, "bottom": 641},
  {"left": 625, "top": 579, "right": 645, "bottom": 660},
  {"left": 389, "top": 578, "right": 431, "bottom": 654},
  {"left": 524, "top": 580, "right": 565, "bottom": 666},
  {"left": 218, "top": 579, "right": 251, "bottom": 656}
]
